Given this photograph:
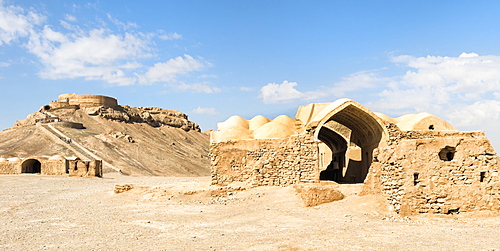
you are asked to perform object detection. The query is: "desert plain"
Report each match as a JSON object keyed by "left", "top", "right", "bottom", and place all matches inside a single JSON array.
[{"left": 1, "top": 173, "right": 499, "bottom": 251}]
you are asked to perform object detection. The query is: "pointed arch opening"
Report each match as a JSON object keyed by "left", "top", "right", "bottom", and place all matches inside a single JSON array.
[{"left": 314, "top": 102, "right": 385, "bottom": 183}]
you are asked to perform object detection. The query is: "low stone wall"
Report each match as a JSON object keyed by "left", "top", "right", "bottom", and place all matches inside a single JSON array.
[
  {"left": 210, "top": 134, "right": 319, "bottom": 186},
  {"left": 68, "top": 160, "right": 102, "bottom": 177},
  {"left": 0, "top": 161, "right": 20, "bottom": 174},
  {"left": 365, "top": 126, "right": 500, "bottom": 215}
]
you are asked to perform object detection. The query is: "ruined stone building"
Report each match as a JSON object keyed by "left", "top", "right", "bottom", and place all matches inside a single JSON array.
[
  {"left": 210, "top": 99, "right": 500, "bottom": 215},
  {"left": 0, "top": 155, "right": 102, "bottom": 177}
]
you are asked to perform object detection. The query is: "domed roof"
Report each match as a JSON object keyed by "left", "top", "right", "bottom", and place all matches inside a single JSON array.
[
  {"left": 254, "top": 121, "right": 296, "bottom": 139},
  {"left": 395, "top": 112, "right": 457, "bottom": 131},
  {"left": 217, "top": 115, "right": 249, "bottom": 130},
  {"left": 49, "top": 155, "right": 67, "bottom": 160},
  {"left": 8, "top": 157, "right": 21, "bottom": 162},
  {"left": 249, "top": 115, "right": 271, "bottom": 131},
  {"left": 374, "top": 112, "right": 396, "bottom": 124},
  {"left": 272, "top": 115, "right": 295, "bottom": 128},
  {"left": 213, "top": 125, "right": 252, "bottom": 142}
]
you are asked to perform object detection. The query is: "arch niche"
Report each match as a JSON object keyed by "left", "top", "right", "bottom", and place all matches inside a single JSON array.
[
  {"left": 22, "top": 159, "right": 42, "bottom": 173},
  {"left": 311, "top": 99, "right": 385, "bottom": 183}
]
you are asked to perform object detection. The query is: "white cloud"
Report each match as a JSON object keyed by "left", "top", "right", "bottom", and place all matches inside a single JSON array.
[
  {"left": 368, "top": 53, "right": 500, "bottom": 128},
  {"left": 106, "top": 13, "right": 138, "bottom": 30},
  {"left": 64, "top": 14, "right": 76, "bottom": 22},
  {"left": 140, "top": 55, "right": 210, "bottom": 85},
  {"left": 26, "top": 27, "right": 151, "bottom": 86},
  {"left": 0, "top": 61, "right": 9, "bottom": 67},
  {"left": 259, "top": 80, "right": 304, "bottom": 104},
  {"left": 0, "top": 2, "right": 215, "bottom": 89},
  {"left": 448, "top": 100, "right": 500, "bottom": 128},
  {"left": 172, "top": 82, "right": 221, "bottom": 93},
  {"left": 192, "top": 106, "right": 219, "bottom": 115},
  {"left": 240, "top": 87, "right": 252, "bottom": 92},
  {"left": 157, "top": 30, "right": 182, "bottom": 40},
  {"left": 302, "top": 71, "right": 385, "bottom": 101},
  {"left": 0, "top": 3, "right": 44, "bottom": 45}
]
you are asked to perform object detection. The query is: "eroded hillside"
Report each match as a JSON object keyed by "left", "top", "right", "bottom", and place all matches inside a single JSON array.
[{"left": 0, "top": 101, "right": 210, "bottom": 176}]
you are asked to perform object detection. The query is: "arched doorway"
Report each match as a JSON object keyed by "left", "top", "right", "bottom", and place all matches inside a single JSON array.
[
  {"left": 22, "top": 159, "right": 41, "bottom": 173},
  {"left": 314, "top": 101, "right": 385, "bottom": 183}
]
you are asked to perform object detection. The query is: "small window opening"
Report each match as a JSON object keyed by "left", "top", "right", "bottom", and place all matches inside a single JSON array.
[
  {"left": 446, "top": 208, "right": 460, "bottom": 215},
  {"left": 480, "top": 172, "right": 486, "bottom": 182},
  {"left": 439, "top": 146, "right": 456, "bottom": 161},
  {"left": 413, "top": 173, "right": 419, "bottom": 186},
  {"left": 428, "top": 125, "right": 434, "bottom": 130}
]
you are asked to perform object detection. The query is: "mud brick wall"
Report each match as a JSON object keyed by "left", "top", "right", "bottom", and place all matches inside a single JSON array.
[
  {"left": 0, "top": 161, "right": 21, "bottom": 174},
  {"left": 366, "top": 126, "right": 500, "bottom": 215},
  {"left": 210, "top": 134, "right": 319, "bottom": 186}
]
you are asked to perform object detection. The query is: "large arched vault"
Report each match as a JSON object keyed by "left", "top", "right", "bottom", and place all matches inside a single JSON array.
[{"left": 306, "top": 99, "right": 387, "bottom": 183}]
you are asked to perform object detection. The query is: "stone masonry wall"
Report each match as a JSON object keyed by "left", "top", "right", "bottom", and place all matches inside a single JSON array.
[
  {"left": 0, "top": 161, "right": 20, "bottom": 174},
  {"left": 210, "top": 134, "right": 319, "bottom": 186},
  {"left": 366, "top": 124, "right": 500, "bottom": 215}
]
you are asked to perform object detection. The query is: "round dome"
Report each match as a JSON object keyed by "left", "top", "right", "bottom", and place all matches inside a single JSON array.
[
  {"left": 213, "top": 125, "right": 252, "bottom": 142},
  {"left": 7, "top": 157, "right": 21, "bottom": 162},
  {"left": 217, "top": 115, "right": 249, "bottom": 130},
  {"left": 49, "top": 155, "right": 66, "bottom": 160},
  {"left": 374, "top": 112, "right": 396, "bottom": 124},
  {"left": 272, "top": 115, "right": 295, "bottom": 128},
  {"left": 396, "top": 112, "right": 457, "bottom": 131},
  {"left": 254, "top": 121, "right": 296, "bottom": 139},
  {"left": 249, "top": 115, "right": 271, "bottom": 131}
]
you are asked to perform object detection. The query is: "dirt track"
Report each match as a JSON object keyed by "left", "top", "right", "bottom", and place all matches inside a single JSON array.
[{"left": 1, "top": 174, "right": 499, "bottom": 250}]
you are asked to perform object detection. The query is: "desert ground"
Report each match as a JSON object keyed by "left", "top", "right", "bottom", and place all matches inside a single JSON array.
[{"left": 1, "top": 174, "right": 499, "bottom": 251}]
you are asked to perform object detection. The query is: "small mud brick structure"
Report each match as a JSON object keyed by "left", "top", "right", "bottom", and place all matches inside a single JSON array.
[{"left": 0, "top": 155, "right": 102, "bottom": 177}]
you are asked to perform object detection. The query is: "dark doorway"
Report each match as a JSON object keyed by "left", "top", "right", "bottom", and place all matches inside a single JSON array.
[
  {"left": 22, "top": 159, "right": 41, "bottom": 173},
  {"left": 316, "top": 104, "right": 384, "bottom": 184}
]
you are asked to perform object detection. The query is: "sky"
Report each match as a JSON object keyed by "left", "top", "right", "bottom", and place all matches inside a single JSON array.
[{"left": 1, "top": 0, "right": 500, "bottom": 150}]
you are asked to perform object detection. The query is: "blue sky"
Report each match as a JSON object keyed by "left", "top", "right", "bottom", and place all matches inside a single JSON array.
[{"left": 2, "top": 0, "right": 500, "bottom": 150}]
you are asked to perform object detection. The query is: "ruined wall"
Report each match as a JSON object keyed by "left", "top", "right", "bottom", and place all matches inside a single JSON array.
[
  {"left": 0, "top": 157, "right": 102, "bottom": 178},
  {"left": 365, "top": 124, "right": 500, "bottom": 215},
  {"left": 42, "top": 159, "right": 68, "bottom": 175},
  {"left": 210, "top": 134, "right": 319, "bottom": 186},
  {"left": 0, "top": 161, "right": 20, "bottom": 174},
  {"left": 58, "top": 94, "right": 118, "bottom": 108},
  {"left": 68, "top": 160, "right": 102, "bottom": 177}
]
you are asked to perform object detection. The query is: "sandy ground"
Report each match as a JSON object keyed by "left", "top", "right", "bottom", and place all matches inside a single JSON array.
[{"left": 1, "top": 174, "right": 500, "bottom": 251}]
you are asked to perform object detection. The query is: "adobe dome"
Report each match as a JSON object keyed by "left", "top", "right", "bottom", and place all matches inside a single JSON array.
[
  {"left": 8, "top": 157, "right": 21, "bottom": 162},
  {"left": 49, "top": 155, "right": 66, "bottom": 160},
  {"left": 213, "top": 125, "right": 252, "bottom": 142},
  {"left": 217, "top": 115, "right": 249, "bottom": 130},
  {"left": 249, "top": 115, "right": 271, "bottom": 131},
  {"left": 396, "top": 112, "right": 457, "bottom": 131},
  {"left": 254, "top": 121, "right": 296, "bottom": 139},
  {"left": 272, "top": 115, "right": 295, "bottom": 128},
  {"left": 374, "top": 112, "right": 397, "bottom": 124}
]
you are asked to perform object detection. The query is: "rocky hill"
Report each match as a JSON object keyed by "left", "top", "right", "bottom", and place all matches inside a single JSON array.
[{"left": 0, "top": 94, "right": 210, "bottom": 176}]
